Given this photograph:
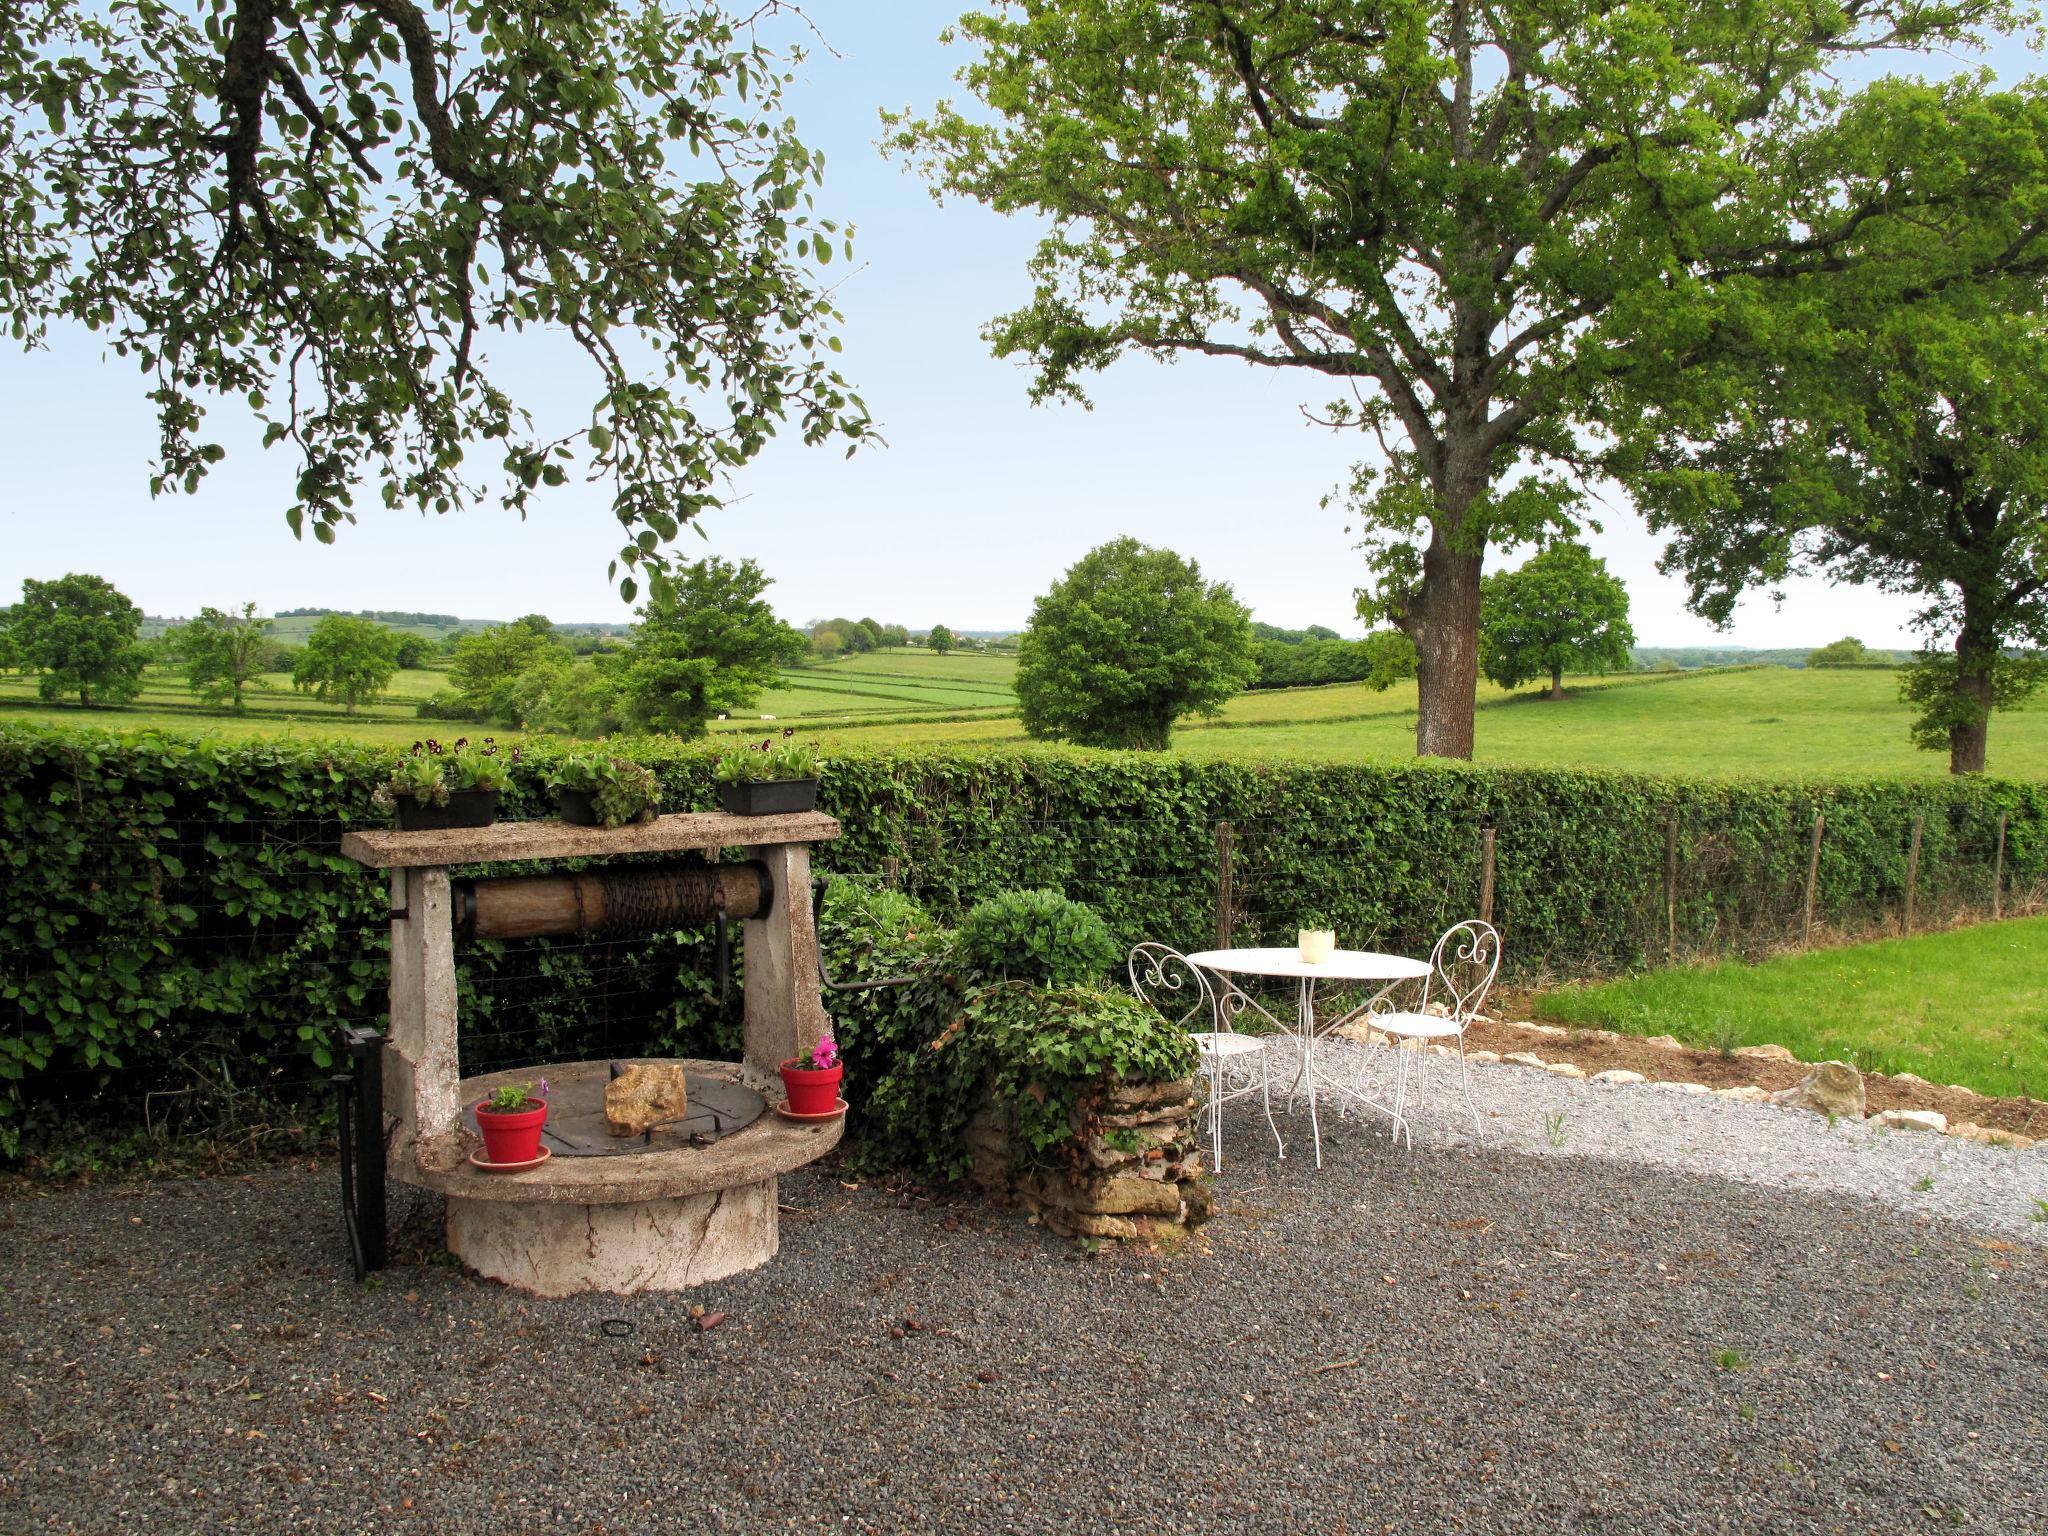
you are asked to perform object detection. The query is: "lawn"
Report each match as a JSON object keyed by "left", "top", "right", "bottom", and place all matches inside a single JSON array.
[{"left": 1531, "top": 916, "right": 2048, "bottom": 1099}]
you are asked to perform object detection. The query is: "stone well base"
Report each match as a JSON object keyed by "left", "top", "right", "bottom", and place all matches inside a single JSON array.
[{"left": 446, "top": 1176, "right": 778, "bottom": 1297}]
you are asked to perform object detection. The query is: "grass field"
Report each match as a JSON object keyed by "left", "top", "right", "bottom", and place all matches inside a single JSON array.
[
  {"left": 4, "top": 650, "right": 2044, "bottom": 780},
  {"left": 0, "top": 665, "right": 469, "bottom": 748},
  {"left": 1531, "top": 917, "right": 2048, "bottom": 1099}
]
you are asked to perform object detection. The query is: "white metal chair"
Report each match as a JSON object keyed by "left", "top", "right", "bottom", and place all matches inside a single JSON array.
[
  {"left": 1351, "top": 920, "right": 1500, "bottom": 1148},
  {"left": 1128, "top": 942, "right": 1283, "bottom": 1172}
]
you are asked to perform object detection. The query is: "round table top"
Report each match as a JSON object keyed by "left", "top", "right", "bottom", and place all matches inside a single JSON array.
[{"left": 1185, "top": 946, "right": 1431, "bottom": 982}]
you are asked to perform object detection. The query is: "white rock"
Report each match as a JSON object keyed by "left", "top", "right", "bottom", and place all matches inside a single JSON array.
[
  {"left": 1503, "top": 1051, "right": 1549, "bottom": 1070},
  {"left": 1644, "top": 1035, "right": 1685, "bottom": 1051},
  {"left": 1945, "top": 1084, "right": 1978, "bottom": 1097},
  {"left": 1733, "top": 1043, "right": 1798, "bottom": 1062},
  {"left": 1521, "top": 1022, "right": 1570, "bottom": 1038},
  {"left": 1948, "top": 1121, "right": 2035, "bottom": 1150},
  {"left": 1466, "top": 1050, "right": 1501, "bottom": 1065},
  {"left": 1543, "top": 1062, "right": 1588, "bottom": 1079},
  {"left": 1663, "top": 1082, "right": 1713, "bottom": 1095},
  {"left": 1875, "top": 1108, "right": 1948, "bottom": 1134},
  {"left": 1592, "top": 1069, "right": 1648, "bottom": 1085},
  {"left": 1888, "top": 1071, "right": 1934, "bottom": 1089},
  {"left": 1714, "top": 1085, "right": 1771, "bottom": 1103}
]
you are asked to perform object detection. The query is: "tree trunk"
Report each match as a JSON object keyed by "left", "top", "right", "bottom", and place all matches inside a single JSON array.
[
  {"left": 1949, "top": 623, "right": 1995, "bottom": 775},
  {"left": 1413, "top": 527, "right": 1484, "bottom": 759},
  {"left": 1549, "top": 665, "right": 1563, "bottom": 700}
]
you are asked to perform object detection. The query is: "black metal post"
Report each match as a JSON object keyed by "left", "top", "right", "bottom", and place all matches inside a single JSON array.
[{"left": 336, "top": 1025, "right": 387, "bottom": 1278}]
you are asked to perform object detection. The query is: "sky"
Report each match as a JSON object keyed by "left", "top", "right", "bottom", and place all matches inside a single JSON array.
[{"left": 2, "top": 4, "right": 2041, "bottom": 643}]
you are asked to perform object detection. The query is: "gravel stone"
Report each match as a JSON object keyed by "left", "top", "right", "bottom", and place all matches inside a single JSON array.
[{"left": 1, "top": 1062, "right": 2043, "bottom": 1533}]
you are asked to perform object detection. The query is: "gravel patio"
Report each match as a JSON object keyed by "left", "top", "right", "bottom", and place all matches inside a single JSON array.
[{"left": 3, "top": 1070, "right": 2045, "bottom": 1535}]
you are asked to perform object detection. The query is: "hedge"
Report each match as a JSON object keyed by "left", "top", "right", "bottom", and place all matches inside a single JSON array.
[{"left": 2, "top": 722, "right": 2041, "bottom": 1154}]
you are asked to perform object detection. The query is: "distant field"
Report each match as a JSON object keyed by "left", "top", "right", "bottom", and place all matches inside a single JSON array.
[
  {"left": 5, "top": 652, "right": 2044, "bottom": 781},
  {"left": 0, "top": 665, "right": 469, "bottom": 749}
]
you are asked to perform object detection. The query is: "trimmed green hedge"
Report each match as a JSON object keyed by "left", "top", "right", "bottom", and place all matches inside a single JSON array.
[{"left": 2, "top": 722, "right": 2041, "bottom": 1155}]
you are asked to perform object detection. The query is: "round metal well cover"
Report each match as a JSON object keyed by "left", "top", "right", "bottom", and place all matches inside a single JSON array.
[{"left": 528, "top": 1070, "right": 767, "bottom": 1157}]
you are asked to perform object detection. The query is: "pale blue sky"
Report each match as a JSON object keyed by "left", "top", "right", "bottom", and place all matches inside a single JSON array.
[{"left": 2, "top": 4, "right": 2039, "bottom": 643}]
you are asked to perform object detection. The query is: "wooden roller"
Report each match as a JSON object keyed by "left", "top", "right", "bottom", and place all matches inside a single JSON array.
[{"left": 459, "top": 862, "right": 771, "bottom": 940}]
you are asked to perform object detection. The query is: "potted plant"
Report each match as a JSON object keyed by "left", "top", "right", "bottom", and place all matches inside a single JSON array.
[
  {"left": 548, "top": 751, "right": 662, "bottom": 828},
  {"left": 474, "top": 1076, "right": 550, "bottom": 1164},
  {"left": 713, "top": 732, "right": 822, "bottom": 816},
  {"left": 371, "top": 738, "right": 516, "bottom": 831},
  {"left": 1297, "top": 912, "right": 1337, "bottom": 964},
  {"left": 779, "top": 1030, "right": 844, "bottom": 1116}
]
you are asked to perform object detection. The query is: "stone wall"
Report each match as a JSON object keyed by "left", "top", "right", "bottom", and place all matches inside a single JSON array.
[{"left": 963, "top": 1078, "right": 1212, "bottom": 1242}]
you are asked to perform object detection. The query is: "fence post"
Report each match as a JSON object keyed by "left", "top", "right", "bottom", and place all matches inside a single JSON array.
[
  {"left": 1665, "top": 813, "right": 1679, "bottom": 964},
  {"left": 881, "top": 855, "right": 901, "bottom": 889},
  {"left": 1802, "top": 812, "right": 1825, "bottom": 949},
  {"left": 1214, "top": 820, "right": 1235, "bottom": 951},
  {"left": 1904, "top": 813, "right": 1925, "bottom": 933},
  {"left": 1993, "top": 812, "right": 2007, "bottom": 920},
  {"left": 1479, "top": 826, "right": 1497, "bottom": 926}
]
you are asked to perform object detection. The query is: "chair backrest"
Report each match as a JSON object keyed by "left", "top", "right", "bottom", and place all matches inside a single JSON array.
[
  {"left": 1127, "top": 942, "right": 1213, "bottom": 1032},
  {"left": 1422, "top": 920, "right": 1501, "bottom": 1030}
]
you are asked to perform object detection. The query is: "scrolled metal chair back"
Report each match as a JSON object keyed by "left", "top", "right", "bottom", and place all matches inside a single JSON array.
[
  {"left": 1127, "top": 942, "right": 1213, "bottom": 1032},
  {"left": 1424, "top": 920, "right": 1501, "bottom": 1028}
]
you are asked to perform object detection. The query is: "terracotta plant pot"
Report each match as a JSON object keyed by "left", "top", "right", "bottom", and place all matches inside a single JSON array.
[
  {"left": 395, "top": 788, "right": 500, "bottom": 831},
  {"left": 718, "top": 778, "right": 820, "bottom": 816},
  {"left": 474, "top": 1097, "right": 548, "bottom": 1164},
  {"left": 779, "top": 1059, "right": 844, "bottom": 1115},
  {"left": 1297, "top": 928, "right": 1336, "bottom": 964}
]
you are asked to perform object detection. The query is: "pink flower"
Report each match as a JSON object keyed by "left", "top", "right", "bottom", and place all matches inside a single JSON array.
[{"left": 810, "top": 1033, "right": 839, "bottom": 1071}]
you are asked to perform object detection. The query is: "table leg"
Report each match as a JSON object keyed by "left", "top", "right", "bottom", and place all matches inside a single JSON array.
[{"left": 1301, "top": 976, "right": 1324, "bottom": 1170}]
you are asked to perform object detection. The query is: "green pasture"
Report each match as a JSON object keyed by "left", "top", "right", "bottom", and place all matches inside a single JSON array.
[
  {"left": 4, "top": 652, "right": 2044, "bottom": 781},
  {"left": 0, "top": 665, "right": 473, "bottom": 748},
  {"left": 1532, "top": 916, "right": 2048, "bottom": 1099}
]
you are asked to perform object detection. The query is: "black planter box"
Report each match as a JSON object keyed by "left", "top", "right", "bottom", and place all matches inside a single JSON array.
[
  {"left": 556, "top": 787, "right": 600, "bottom": 826},
  {"left": 717, "top": 777, "right": 820, "bottom": 816},
  {"left": 394, "top": 788, "right": 500, "bottom": 831}
]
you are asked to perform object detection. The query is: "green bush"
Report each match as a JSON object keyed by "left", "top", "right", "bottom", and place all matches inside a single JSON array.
[
  {"left": 955, "top": 887, "right": 1119, "bottom": 987},
  {"left": 2, "top": 721, "right": 2042, "bottom": 1160}
]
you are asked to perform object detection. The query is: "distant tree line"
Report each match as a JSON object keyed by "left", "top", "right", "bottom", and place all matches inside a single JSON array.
[{"left": 276, "top": 608, "right": 466, "bottom": 628}]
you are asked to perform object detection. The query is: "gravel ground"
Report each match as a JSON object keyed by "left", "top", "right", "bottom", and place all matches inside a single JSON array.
[
  {"left": 1307, "top": 1040, "right": 2048, "bottom": 1239},
  {"left": 4, "top": 1079, "right": 2046, "bottom": 1536}
]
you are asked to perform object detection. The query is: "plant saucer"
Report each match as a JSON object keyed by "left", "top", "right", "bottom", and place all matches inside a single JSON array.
[
  {"left": 774, "top": 1098, "right": 849, "bottom": 1123},
  {"left": 468, "top": 1145, "right": 553, "bottom": 1174}
]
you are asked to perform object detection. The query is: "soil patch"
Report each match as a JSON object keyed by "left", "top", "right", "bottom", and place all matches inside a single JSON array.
[{"left": 1463, "top": 1017, "right": 2048, "bottom": 1141}]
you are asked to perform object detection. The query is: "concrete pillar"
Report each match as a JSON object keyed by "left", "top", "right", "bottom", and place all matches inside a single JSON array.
[
  {"left": 741, "top": 840, "right": 830, "bottom": 1082},
  {"left": 385, "top": 865, "right": 460, "bottom": 1167}
]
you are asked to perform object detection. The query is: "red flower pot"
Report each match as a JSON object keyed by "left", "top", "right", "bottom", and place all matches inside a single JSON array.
[
  {"left": 779, "top": 1060, "right": 844, "bottom": 1116},
  {"left": 475, "top": 1098, "right": 548, "bottom": 1164}
]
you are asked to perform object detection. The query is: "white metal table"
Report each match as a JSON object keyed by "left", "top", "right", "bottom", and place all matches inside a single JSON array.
[{"left": 1185, "top": 947, "right": 1431, "bottom": 1168}]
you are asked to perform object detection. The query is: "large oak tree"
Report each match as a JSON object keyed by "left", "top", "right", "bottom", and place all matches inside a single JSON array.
[
  {"left": 2, "top": 1, "right": 872, "bottom": 598},
  {"left": 889, "top": 0, "right": 2048, "bottom": 757}
]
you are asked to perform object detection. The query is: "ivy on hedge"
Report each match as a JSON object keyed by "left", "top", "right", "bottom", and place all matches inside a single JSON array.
[{"left": 2, "top": 722, "right": 2041, "bottom": 1156}]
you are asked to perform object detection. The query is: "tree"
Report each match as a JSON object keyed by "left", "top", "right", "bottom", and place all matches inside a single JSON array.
[
  {"left": 174, "top": 602, "right": 273, "bottom": 710},
  {"left": 617, "top": 557, "right": 807, "bottom": 735},
  {"left": 1807, "top": 638, "right": 1873, "bottom": 670},
  {"left": 448, "top": 618, "right": 567, "bottom": 722},
  {"left": 888, "top": 6, "right": 2048, "bottom": 758},
  {"left": 5, "top": 2, "right": 872, "bottom": 597},
  {"left": 292, "top": 615, "right": 400, "bottom": 715},
  {"left": 393, "top": 634, "right": 435, "bottom": 670},
  {"left": 812, "top": 628, "right": 846, "bottom": 661},
  {"left": 1477, "top": 543, "right": 1634, "bottom": 699},
  {"left": 927, "top": 624, "right": 957, "bottom": 655},
  {"left": 1015, "top": 537, "right": 1256, "bottom": 749},
  {"left": 1617, "top": 231, "right": 2048, "bottom": 773},
  {"left": 13, "top": 574, "right": 148, "bottom": 706}
]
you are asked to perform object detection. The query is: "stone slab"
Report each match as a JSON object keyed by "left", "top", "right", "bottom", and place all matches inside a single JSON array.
[
  {"left": 447, "top": 1177, "right": 777, "bottom": 1296},
  {"left": 340, "top": 810, "right": 841, "bottom": 870},
  {"left": 412, "top": 1059, "right": 842, "bottom": 1204}
]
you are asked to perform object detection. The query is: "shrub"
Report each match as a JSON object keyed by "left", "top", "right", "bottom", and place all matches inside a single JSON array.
[{"left": 956, "top": 888, "right": 1119, "bottom": 987}]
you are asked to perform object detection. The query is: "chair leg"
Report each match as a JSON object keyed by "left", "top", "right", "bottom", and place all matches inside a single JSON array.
[
  {"left": 1389, "top": 1039, "right": 1411, "bottom": 1150},
  {"left": 1206, "top": 1050, "right": 1225, "bottom": 1174},
  {"left": 1260, "top": 1046, "right": 1284, "bottom": 1161},
  {"left": 1456, "top": 1037, "right": 1483, "bottom": 1142}
]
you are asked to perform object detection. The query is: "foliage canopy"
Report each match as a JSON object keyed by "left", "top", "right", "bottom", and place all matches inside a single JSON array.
[
  {"left": 1015, "top": 537, "right": 1256, "bottom": 749},
  {"left": 1478, "top": 543, "right": 1634, "bottom": 697},
  {"left": 889, "top": 0, "right": 2048, "bottom": 758},
  {"left": 3, "top": 0, "right": 872, "bottom": 596},
  {"left": 12, "top": 574, "right": 147, "bottom": 707}
]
